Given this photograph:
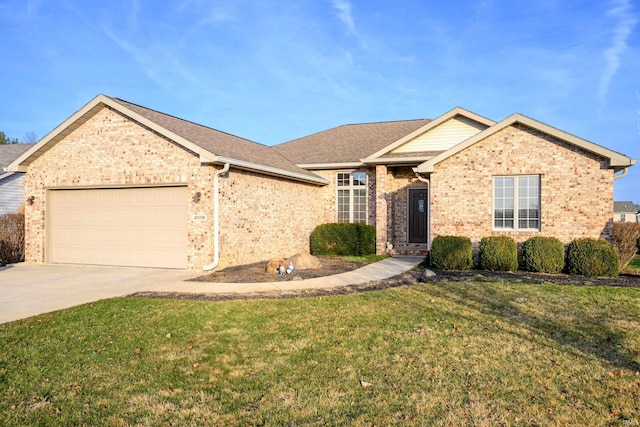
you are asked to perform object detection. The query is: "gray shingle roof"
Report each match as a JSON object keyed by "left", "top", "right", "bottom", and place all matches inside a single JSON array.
[
  {"left": 614, "top": 201, "right": 640, "bottom": 212},
  {"left": 109, "top": 97, "right": 321, "bottom": 180},
  {"left": 0, "top": 144, "right": 34, "bottom": 170},
  {"left": 273, "top": 119, "right": 432, "bottom": 165}
]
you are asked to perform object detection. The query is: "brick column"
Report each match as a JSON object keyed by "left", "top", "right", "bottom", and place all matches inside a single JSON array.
[{"left": 375, "top": 165, "right": 388, "bottom": 254}]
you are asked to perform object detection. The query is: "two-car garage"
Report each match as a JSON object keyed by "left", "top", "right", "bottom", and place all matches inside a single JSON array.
[{"left": 47, "top": 186, "right": 188, "bottom": 269}]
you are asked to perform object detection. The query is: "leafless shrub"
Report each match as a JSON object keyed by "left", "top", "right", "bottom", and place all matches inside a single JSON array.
[
  {"left": 0, "top": 213, "right": 25, "bottom": 265},
  {"left": 613, "top": 221, "right": 640, "bottom": 270}
]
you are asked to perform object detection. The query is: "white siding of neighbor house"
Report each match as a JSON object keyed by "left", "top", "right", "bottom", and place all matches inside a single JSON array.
[
  {"left": 0, "top": 173, "right": 25, "bottom": 215},
  {"left": 391, "top": 116, "right": 489, "bottom": 153}
]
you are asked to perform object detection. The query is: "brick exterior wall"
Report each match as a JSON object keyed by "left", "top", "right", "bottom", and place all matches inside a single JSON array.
[
  {"left": 216, "top": 169, "right": 333, "bottom": 268},
  {"left": 23, "top": 107, "right": 331, "bottom": 270},
  {"left": 23, "top": 108, "right": 615, "bottom": 270},
  {"left": 429, "top": 124, "right": 614, "bottom": 250}
]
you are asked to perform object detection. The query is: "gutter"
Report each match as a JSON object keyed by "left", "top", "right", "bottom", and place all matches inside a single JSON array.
[{"left": 203, "top": 163, "right": 230, "bottom": 271}]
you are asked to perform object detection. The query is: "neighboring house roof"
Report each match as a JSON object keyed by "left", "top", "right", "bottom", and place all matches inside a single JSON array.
[
  {"left": 274, "top": 118, "right": 433, "bottom": 167},
  {"left": 614, "top": 201, "right": 640, "bottom": 213},
  {"left": 7, "top": 95, "right": 327, "bottom": 185},
  {"left": 0, "top": 143, "right": 34, "bottom": 172},
  {"left": 417, "top": 113, "right": 636, "bottom": 174}
]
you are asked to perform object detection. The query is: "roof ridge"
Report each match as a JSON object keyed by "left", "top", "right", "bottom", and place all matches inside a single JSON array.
[{"left": 111, "top": 97, "right": 270, "bottom": 148}]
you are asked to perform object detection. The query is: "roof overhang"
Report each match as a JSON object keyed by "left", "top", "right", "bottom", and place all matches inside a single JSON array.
[
  {"left": 360, "top": 156, "right": 436, "bottom": 166},
  {"left": 297, "top": 162, "right": 366, "bottom": 170},
  {"left": 208, "top": 156, "right": 328, "bottom": 185},
  {"left": 7, "top": 94, "right": 329, "bottom": 185},
  {"left": 416, "top": 113, "right": 637, "bottom": 174}
]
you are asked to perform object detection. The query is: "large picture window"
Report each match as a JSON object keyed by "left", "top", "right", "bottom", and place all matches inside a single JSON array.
[
  {"left": 494, "top": 175, "right": 540, "bottom": 230},
  {"left": 337, "top": 172, "right": 367, "bottom": 223}
]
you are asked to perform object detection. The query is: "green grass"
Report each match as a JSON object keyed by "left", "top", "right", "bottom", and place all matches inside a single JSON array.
[
  {"left": 627, "top": 255, "right": 640, "bottom": 270},
  {"left": 1, "top": 281, "right": 639, "bottom": 426}
]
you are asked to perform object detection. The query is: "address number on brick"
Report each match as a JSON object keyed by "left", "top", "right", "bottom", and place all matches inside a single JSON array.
[{"left": 192, "top": 214, "right": 208, "bottom": 221}]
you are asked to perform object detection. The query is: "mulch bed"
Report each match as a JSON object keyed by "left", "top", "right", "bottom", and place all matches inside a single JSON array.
[{"left": 131, "top": 262, "right": 640, "bottom": 302}]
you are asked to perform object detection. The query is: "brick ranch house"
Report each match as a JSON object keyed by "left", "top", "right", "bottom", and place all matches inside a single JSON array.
[{"left": 6, "top": 94, "right": 636, "bottom": 270}]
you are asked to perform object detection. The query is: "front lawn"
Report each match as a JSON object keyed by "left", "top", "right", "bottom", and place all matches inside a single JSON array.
[{"left": 1, "top": 281, "right": 639, "bottom": 425}]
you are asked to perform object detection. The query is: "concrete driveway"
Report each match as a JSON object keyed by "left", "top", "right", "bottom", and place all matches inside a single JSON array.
[
  {"left": 0, "top": 263, "right": 198, "bottom": 324},
  {"left": 0, "top": 257, "right": 425, "bottom": 324}
]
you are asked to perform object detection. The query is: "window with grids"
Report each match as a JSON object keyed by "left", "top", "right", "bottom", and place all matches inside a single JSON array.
[
  {"left": 494, "top": 175, "right": 540, "bottom": 230},
  {"left": 337, "top": 172, "right": 367, "bottom": 223}
]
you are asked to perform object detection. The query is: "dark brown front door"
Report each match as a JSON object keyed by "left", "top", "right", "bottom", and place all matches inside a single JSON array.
[{"left": 408, "top": 188, "right": 428, "bottom": 244}]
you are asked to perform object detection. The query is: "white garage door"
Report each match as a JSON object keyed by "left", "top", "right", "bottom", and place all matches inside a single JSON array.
[{"left": 48, "top": 187, "right": 188, "bottom": 269}]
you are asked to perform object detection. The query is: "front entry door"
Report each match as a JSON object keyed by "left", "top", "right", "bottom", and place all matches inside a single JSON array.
[{"left": 408, "top": 188, "right": 428, "bottom": 244}]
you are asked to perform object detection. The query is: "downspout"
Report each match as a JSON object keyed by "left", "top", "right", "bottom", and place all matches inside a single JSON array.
[
  {"left": 203, "top": 163, "right": 230, "bottom": 271},
  {"left": 415, "top": 171, "right": 431, "bottom": 250},
  {"left": 613, "top": 167, "right": 629, "bottom": 180}
]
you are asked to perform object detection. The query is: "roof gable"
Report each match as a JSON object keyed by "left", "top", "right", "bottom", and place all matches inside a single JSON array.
[
  {"left": 363, "top": 107, "right": 495, "bottom": 162},
  {"left": 8, "top": 95, "right": 327, "bottom": 185},
  {"left": 417, "top": 113, "right": 637, "bottom": 173}
]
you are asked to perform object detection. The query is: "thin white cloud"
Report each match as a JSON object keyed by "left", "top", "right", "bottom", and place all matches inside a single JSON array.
[
  {"left": 101, "top": 26, "right": 202, "bottom": 91},
  {"left": 331, "top": 0, "right": 357, "bottom": 36},
  {"left": 598, "top": 0, "right": 638, "bottom": 103}
]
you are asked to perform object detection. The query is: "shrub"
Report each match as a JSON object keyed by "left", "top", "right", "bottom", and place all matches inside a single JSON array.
[
  {"left": 310, "top": 223, "right": 376, "bottom": 256},
  {"left": 430, "top": 236, "right": 473, "bottom": 270},
  {"left": 479, "top": 236, "right": 518, "bottom": 271},
  {"left": 566, "top": 238, "right": 619, "bottom": 277},
  {"left": 613, "top": 222, "right": 640, "bottom": 270},
  {"left": 0, "top": 213, "right": 25, "bottom": 266},
  {"left": 521, "top": 236, "right": 565, "bottom": 273}
]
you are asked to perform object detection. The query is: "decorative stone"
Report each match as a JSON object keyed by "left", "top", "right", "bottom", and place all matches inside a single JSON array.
[
  {"left": 265, "top": 258, "right": 286, "bottom": 274},
  {"left": 418, "top": 269, "right": 436, "bottom": 282},
  {"left": 287, "top": 252, "right": 322, "bottom": 270}
]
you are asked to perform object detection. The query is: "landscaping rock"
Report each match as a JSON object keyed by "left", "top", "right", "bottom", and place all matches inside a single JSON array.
[
  {"left": 288, "top": 252, "right": 322, "bottom": 270},
  {"left": 265, "top": 258, "right": 286, "bottom": 273},
  {"left": 418, "top": 269, "right": 436, "bottom": 282}
]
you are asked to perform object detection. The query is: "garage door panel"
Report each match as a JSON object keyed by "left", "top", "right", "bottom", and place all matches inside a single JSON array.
[{"left": 48, "top": 187, "right": 188, "bottom": 269}]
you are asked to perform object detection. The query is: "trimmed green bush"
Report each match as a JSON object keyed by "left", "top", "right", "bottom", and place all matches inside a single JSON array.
[
  {"left": 566, "top": 238, "right": 619, "bottom": 277},
  {"left": 479, "top": 236, "right": 518, "bottom": 271},
  {"left": 521, "top": 236, "right": 565, "bottom": 273},
  {"left": 310, "top": 223, "right": 376, "bottom": 256},
  {"left": 430, "top": 236, "right": 473, "bottom": 270}
]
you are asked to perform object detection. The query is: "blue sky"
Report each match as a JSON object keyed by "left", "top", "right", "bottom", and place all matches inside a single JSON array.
[{"left": 1, "top": 0, "right": 638, "bottom": 202}]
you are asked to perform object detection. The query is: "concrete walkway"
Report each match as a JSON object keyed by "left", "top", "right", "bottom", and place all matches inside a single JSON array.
[
  {"left": 152, "top": 256, "right": 425, "bottom": 294},
  {"left": 0, "top": 257, "right": 424, "bottom": 324}
]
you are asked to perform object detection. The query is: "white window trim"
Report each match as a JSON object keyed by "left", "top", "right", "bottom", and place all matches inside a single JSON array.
[
  {"left": 336, "top": 171, "right": 368, "bottom": 224},
  {"left": 492, "top": 175, "right": 540, "bottom": 231}
]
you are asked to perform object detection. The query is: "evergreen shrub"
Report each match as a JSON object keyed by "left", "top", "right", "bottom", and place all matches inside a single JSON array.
[
  {"left": 479, "top": 236, "right": 518, "bottom": 271},
  {"left": 310, "top": 223, "right": 376, "bottom": 256},
  {"left": 430, "top": 236, "right": 473, "bottom": 270},
  {"left": 521, "top": 236, "right": 565, "bottom": 273},
  {"left": 566, "top": 238, "right": 619, "bottom": 277}
]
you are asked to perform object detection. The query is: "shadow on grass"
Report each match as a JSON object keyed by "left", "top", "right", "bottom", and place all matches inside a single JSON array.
[{"left": 419, "top": 282, "right": 640, "bottom": 372}]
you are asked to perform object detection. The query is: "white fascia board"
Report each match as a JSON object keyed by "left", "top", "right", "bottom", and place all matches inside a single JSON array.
[
  {"left": 361, "top": 156, "right": 435, "bottom": 165},
  {"left": 210, "top": 156, "right": 329, "bottom": 185}
]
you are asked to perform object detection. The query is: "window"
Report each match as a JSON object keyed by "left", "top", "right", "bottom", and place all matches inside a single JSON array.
[
  {"left": 620, "top": 214, "right": 626, "bottom": 222},
  {"left": 494, "top": 175, "right": 540, "bottom": 230},
  {"left": 337, "top": 172, "right": 367, "bottom": 223}
]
